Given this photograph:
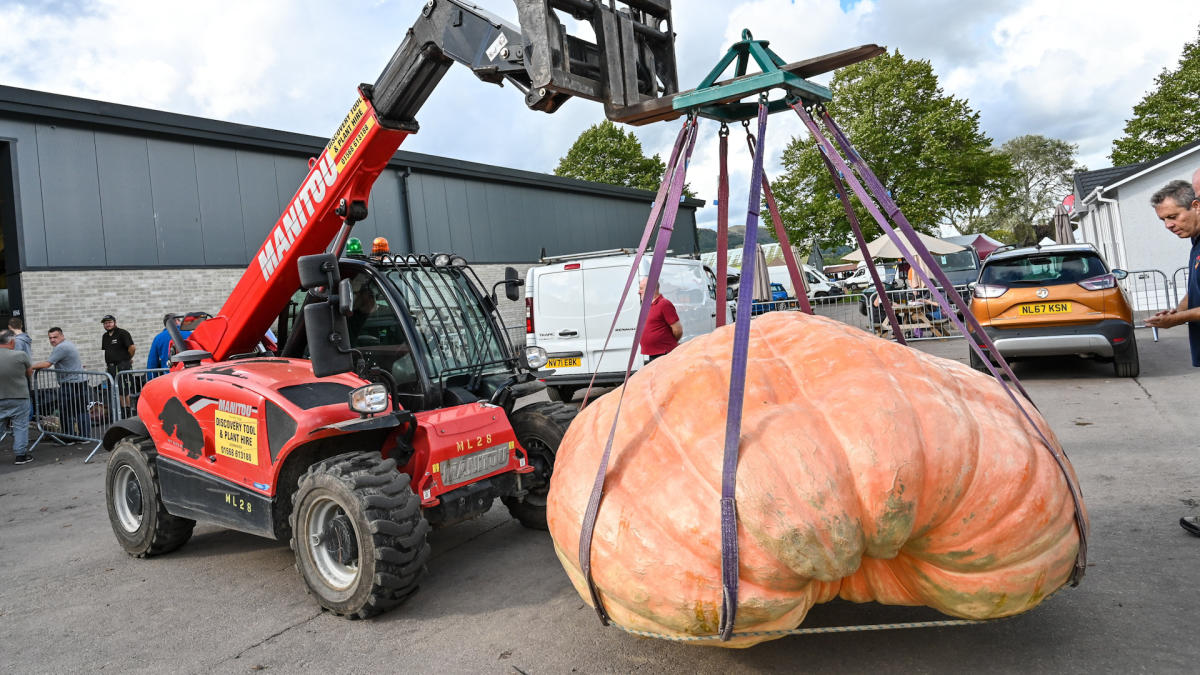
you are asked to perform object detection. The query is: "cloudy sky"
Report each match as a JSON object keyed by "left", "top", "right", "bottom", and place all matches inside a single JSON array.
[{"left": 2, "top": 0, "right": 1198, "bottom": 231}]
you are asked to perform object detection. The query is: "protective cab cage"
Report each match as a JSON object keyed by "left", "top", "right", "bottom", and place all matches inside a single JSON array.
[{"left": 279, "top": 253, "right": 535, "bottom": 414}]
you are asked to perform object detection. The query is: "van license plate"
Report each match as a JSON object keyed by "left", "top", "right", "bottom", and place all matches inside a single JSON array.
[
  {"left": 1020, "top": 302, "right": 1071, "bottom": 315},
  {"left": 547, "top": 357, "right": 581, "bottom": 368}
]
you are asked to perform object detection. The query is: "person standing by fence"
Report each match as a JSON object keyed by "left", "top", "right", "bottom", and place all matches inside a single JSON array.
[
  {"left": 0, "top": 329, "right": 33, "bottom": 464},
  {"left": 100, "top": 315, "right": 135, "bottom": 416},
  {"left": 31, "top": 327, "right": 90, "bottom": 438},
  {"left": 1145, "top": 177, "right": 1200, "bottom": 538},
  {"left": 638, "top": 278, "right": 683, "bottom": 361}
]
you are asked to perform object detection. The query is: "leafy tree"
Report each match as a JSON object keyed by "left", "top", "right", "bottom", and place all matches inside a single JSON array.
[
  {"left": 1111, "top": 27, "right": 1200, "bottom": 165},
  {"left": 972, "top": 135, "right": 1085, "bottom": 244},
  {"left": 771, "top": 49, "right": 1011, "bottom": 251},
  {"left": 554, "top": 120, "right": 693, "bottom": 196}
]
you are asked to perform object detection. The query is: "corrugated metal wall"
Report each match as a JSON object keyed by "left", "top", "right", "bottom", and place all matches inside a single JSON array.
[{"left": 1, "top": 113, "right": 697, "bottom": 271}]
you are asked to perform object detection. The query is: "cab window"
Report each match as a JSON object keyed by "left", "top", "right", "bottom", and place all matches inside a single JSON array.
[{"left": 347, "top": 274, "right": 420, "bottom": 391}]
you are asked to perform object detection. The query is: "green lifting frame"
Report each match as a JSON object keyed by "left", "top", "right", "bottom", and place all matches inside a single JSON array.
[
  {"left": 610, "top": 39, "right": 884, "bottom": 126},
  {"left": 676, "top": 30, "right": 831, "bottom": 122}
]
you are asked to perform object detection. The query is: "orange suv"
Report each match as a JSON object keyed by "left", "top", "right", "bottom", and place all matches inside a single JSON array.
[{"left": 968, "top": 243, "right": 1139, "bottom": 377}]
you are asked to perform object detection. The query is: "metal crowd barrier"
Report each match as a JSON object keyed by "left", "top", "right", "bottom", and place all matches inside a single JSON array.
[
  {"left": 1171, "top": 265, "right": 1189, "bottom": 306},
  {"left": 749, "top": 285, "right": 971, "bottom": 344},
  {"left": 1119, "top": 269, "right": 1176, "bottom": 326},
  {"left": 29, "top": 367, "right": 167, "bottom": 463}
]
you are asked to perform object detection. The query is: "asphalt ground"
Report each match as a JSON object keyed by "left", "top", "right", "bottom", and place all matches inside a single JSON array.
[{"left": 1, "top": 327, "right": 1197, "bottom": 674}]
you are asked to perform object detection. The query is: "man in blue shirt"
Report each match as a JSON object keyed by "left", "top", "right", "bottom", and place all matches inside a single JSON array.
[
  {"left": 1146, "top": 174, "right": 1200, "bottom": 538},
  {"left": 146, "top": 312, "right": 206, "bottom": 377}
]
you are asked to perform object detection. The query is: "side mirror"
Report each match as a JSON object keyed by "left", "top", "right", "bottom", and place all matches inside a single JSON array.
[
  {"left": 504, "top": 267, "right": 523, "bottom": 302},
  {"left": 298, "top": 253, "right": 338, "bottom": 290},
  {"left": 1112, "top": 269, "right": 1128, "bottom": 280},
  {"left": 304, "top": 302, "right": 354, "bottom": 377},
  {"left": 299, "top": 254, "right": 353, "bottom": 377},
  {"left": 725, "top": 287, "right": 735, "bottom": 301},
  {"left": 338, "top": 278, "right": 353, "bottom": 316}
]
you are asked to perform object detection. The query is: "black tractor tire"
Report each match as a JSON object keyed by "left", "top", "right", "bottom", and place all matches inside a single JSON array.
[
  {"left": 502, "top": 402, "right": 577, "bottom": 530},
  {"left": 105, "top": 436, "right": 195, "bottom": 557},
  {"left": 545, "top": 386, "right": 576, "bottom": 403},
  {"left": 289, "top": 451, "right": 430, "bottom": 619},
  {"left": 1113, "top": 333, "right": 1140, "bottom": 378}
]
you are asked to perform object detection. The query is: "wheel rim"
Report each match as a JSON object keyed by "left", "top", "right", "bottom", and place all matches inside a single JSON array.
[
  {"left": 112, "top": 464, "right": 143, "bottom": 533},
  {"left": 304, "top": 496, "right": 360, "bottom": 590}
]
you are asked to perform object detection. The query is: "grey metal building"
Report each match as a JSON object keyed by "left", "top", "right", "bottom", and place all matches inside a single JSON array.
[{"left": 0, "top": 85, "right": 701, "bottom": 368}]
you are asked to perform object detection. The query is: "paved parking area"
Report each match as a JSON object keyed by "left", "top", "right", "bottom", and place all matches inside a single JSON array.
[{"left": 1, "top": 328, "right": 1197, "bottom": 673}]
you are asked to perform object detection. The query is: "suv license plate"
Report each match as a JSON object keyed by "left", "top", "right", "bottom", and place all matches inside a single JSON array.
[
  {"left": 547, "top": 357, "right": 581, "bottom": 368},
  {"left": 1020, "top": 302, "right": 1071, "bottom": 315}
]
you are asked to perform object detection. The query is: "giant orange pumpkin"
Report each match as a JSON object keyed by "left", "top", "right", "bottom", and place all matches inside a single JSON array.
[{"left": 547, "top": 311, "right": 1086, "bottom": 648}]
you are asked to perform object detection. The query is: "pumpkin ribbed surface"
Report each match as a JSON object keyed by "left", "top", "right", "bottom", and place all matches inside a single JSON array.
[{"left": 547, "top": 311, "right": 1085, "bottom": 647}]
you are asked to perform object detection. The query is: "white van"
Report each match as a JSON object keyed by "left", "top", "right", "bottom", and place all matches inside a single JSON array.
[
  {"left": 525, "top": 250, "right": 723, "bottom": 402},
  {"left": 842, "top": 262, "right": 897, "bottom": 291},
  {"left": 767, "top": 264, "right": 842, "bottom": 299}
]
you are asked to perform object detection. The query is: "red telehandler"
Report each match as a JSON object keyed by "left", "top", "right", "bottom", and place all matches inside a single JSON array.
[{"left": 100, "top": 0, "right": 679, "bottom": 618}]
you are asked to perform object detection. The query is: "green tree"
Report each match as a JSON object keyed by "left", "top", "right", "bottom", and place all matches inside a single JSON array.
[
  {"left": 771, "top": 49, "right": 1011, "bottom": 251},
  {"left": 1111, "top": 27, "right": 1200, "bottom": 165},
  {"left": 973, "top": 134, "right": 1085, "bottom": 244},
  {"left": 554, "top": 120, "right": 692, "bottom": 196}
]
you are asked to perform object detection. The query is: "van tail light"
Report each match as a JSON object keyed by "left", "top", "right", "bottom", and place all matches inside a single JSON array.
[
  {"left": 1078, "top": 273, "right": 1116, "bottom": 290},
  {"left": 973, "top": 283, "right": 1007, "bottom": 299},
  {"left": 525, "top": 297, "right": 534, "bottom": 334}
]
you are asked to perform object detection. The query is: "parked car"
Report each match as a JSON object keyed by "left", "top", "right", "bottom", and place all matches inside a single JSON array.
[
  {"left": 967, "top": 243, "right": 1138, "bottom": 377},
  {"left": 928, "top": 246, "right": 982, "bottom": 288},
  {"left": 525, "top": 250, "right": 725, "bottom": 402},
  {"left": 769, "top": 282, "right": 788, "bottom": 301}
]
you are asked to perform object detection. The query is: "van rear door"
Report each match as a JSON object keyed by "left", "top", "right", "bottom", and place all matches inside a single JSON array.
[
  {"left": 582, "top": 263, "right": 642, "bottom": 374},
  {"left": 532, "top": 268, "right": 591, "bottom": 375}
]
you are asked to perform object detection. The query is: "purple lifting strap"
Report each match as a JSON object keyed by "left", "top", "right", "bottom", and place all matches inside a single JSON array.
[
  {"left": 743, "top": 130, "right": 812, "bottom": 315},
  {"left": 717, "top": 100, "right": 771, "bottom": 640},
  {"left": 581, "top": 119, "right": 694, "bottom": 407},
  {"left": 716, "top": 125, "right": 731, "bottom": 327},
  {"left": 795, "top": 103, "right": 1088, "bottom": 583},
  {"left": 577, "top": 115, "right": 700, "bottom": 624}
]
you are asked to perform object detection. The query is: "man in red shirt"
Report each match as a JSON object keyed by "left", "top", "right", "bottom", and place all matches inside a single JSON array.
[{"left": 638, "top": 278, "right": 682, "bottom": 361}]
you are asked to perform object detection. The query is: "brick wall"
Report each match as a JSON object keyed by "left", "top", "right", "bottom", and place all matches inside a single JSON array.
[
  {"left": 20, "top": 262, "right": 533, "bottom": 370},
  {"left": 21, "top": 268, "right": 243, "bottom": 371}
]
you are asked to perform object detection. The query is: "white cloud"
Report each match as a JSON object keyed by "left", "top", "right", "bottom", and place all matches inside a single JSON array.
[{"left": 2, "top": 0, "right": 1199, "bottom": 233}]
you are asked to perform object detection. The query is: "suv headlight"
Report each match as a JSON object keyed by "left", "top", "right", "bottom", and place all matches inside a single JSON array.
[
  {"left": 523, "top": 345, "right": 548, "bottom": 369},
  {"left": 349, "top": 383, "right": 389, "bottom": 414}
]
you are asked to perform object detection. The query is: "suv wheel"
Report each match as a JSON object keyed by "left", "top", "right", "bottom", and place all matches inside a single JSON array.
[{"left": 1113, "top": 333, "right": 1140, "bottom": 378}]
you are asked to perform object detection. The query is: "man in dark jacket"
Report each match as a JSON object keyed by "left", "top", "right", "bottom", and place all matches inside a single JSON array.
[
  {"left": 100, "top": 314, "right": 135, "bottom": 414},
  {"left": 1145, "top": 175, "right": 1200, "bottom": 538}
]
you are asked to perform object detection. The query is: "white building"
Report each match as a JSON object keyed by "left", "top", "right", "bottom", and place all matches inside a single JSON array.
[{"left": 1072, "top": 140, "right": 1200, "bottom": 311}]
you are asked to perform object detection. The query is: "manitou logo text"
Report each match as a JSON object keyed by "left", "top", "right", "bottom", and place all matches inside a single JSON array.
[{"left": 257, "top": 152, "right": 339, "bottom": 281}]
